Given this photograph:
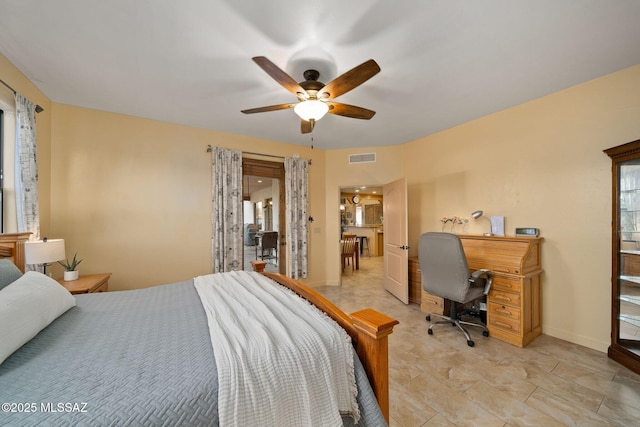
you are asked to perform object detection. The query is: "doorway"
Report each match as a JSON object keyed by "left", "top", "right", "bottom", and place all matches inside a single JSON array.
[
  {"left": 339, "top": 185, "right": 384, "bottom": 276},
  {"left": 242, "top": 158, "right": 285, "bottom": 274}
]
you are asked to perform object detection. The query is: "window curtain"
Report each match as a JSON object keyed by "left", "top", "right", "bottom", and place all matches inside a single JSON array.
[
  {"left": 211, "top": 147, "right": 243, "bottom": 272},
  {"left": 284, "top": 157, "right": 309, "bottom": 279},
  {"left": 14, "top": 93, "right": 39, "bottom": 240}
]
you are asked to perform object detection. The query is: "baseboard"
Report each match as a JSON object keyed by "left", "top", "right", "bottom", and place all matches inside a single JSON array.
[{"left": 543, "top": 324, "right": 609, "bottom": 353}]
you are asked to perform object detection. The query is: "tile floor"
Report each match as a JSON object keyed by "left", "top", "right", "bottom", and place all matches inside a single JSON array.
[{"left": 315, "top": 256, "right": 640, "bottom": 426}]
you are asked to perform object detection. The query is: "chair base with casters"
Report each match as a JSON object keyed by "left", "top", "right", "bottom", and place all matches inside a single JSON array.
[{"left": 425, "top": 299, "right": 489, "bottom": 347}]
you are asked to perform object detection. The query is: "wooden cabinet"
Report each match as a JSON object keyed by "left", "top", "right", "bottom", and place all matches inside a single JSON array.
[
  {"left": 58, "top": 273, "right": 111, "bottom": 294},
  {"left": 604, "top": 140, "right": 640, "bottom": 375},
  {"left": 377, "top": 231, "right": 384, "bottom": 256},
  {"left": 365, "top": 204, "right": 383, "bottom": 226},
  {"left": 459, "top": 235, "right": 543, "bottom": 348},
  {"left": 407, "top": 257, "right": 422, "bottom": 305}
]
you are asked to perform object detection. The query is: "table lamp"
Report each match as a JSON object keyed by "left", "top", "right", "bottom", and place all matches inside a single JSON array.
[
  {"left": 25, "top": 238, "right": 65, "bottom": 275},
  {"left": 471, "top": 210, "right": 493, "bottom": 236}
]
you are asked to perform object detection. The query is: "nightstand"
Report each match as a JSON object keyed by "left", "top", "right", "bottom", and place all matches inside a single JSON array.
[{"left": 58, "top": 273, "right": 111, "bottom": 294}]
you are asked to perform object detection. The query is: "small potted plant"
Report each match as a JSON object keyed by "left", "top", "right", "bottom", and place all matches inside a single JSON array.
[{"left": 58, "top": 253, "right": 82, "bottom": 281}]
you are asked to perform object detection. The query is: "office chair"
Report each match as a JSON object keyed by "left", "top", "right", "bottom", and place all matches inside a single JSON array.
[{"left": 418, "top": 232, "right": 493, "bottom": 347}]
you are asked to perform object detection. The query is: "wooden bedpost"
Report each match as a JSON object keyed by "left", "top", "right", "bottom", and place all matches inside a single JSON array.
[
  {"left": 250, "top": 260, "right": 267, "bottom": 272},
  {"left": 350, "top": 308, "right": 398, "bottom": 423}
]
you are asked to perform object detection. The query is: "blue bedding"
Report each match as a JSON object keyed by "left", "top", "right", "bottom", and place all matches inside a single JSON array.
[{"left": 0, "top": 279, "right": 385, "bottom": 426}]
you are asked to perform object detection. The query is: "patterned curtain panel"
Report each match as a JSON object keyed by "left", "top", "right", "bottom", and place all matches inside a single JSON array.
[
  {"left": 14, "top": 93, "right": 40, "bottom": 240},
  {"left": 211, "top": 147, "right": 243, "bottom": 272},
  {"left": 284, "top": 157, "right": 309, "bottom": 279}
]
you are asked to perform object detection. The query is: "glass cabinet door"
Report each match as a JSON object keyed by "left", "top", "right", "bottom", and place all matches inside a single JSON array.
[
  {"left": 618, "top": 162, "right": 640, "bottom": 346},
  {"left": 605, "top": 140, "right": 640, "bottom": 374}
]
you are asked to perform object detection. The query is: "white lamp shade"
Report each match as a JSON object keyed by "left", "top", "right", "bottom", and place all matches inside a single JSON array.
[
  {"left": 294, "top": 100, "right": 329, "bottom": 121},
  {"left": 25, "top": 239, "right": 66, "bottom": 265}
]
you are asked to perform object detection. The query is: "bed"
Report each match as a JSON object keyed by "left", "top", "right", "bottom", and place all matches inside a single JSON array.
[{"left": 0, "top": 233, "right": 398, "bottom": 426}]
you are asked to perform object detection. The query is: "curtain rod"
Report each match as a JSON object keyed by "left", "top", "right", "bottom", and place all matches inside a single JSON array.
[
  {"left": 206, "top": 145, "right": 284, "bottom": 159},
  {"left": 0, "top": 78, "right": 44, "bottom": 113},
  {"left": 205, "top": 145, "right": 311, "bottom": 165}
]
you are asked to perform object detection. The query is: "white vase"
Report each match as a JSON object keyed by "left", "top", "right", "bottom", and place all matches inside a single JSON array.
[{"left": 64, "top": 270, "right": 79, "bottom": 281}]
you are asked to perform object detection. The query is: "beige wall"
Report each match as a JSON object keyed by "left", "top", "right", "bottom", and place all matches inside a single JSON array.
[
  {"left": 402, "top": 65, "right": 640, "bottom": 352},
  {"left": 49, "top": 104, "right": 327, "bottom": 290}
]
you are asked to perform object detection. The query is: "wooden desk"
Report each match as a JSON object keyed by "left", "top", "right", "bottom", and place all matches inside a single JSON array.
[
  {"left": 460, "top": 235, "right": 543, "bottom": 348},
  {"left": 419, "top": 235, "right": 543, "bottom": 347}
]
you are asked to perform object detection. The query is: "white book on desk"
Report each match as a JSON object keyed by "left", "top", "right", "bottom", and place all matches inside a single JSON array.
[{"left": 490, "top": 216, "right": 505, "bottom": 236}]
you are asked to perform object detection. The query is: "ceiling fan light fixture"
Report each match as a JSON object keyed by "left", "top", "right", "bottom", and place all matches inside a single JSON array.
[{"left": 294, "top": 99, "right": 329, "bottom": 121}]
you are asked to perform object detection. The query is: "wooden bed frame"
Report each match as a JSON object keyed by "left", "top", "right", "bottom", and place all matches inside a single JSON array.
[
  {"left": 0, "top": 232, "right": 30, "bottom": 273},
  {"left": 261, "top": 272, "right": 398, "bottom": 422},
  {"left": 1, "top": 232, "right": 398, "bottom": 422}
]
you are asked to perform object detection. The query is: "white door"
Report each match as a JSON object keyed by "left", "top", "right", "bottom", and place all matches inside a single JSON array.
[{"left": 383, "top": 177, "right": 409, "bottom": 304}]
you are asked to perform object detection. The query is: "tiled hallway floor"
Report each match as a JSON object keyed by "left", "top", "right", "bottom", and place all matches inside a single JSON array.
[{"left": 315, "top": 256, "right": 640, "bottom": 426}]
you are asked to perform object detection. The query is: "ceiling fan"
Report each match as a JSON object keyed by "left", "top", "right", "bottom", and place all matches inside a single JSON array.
[{"left": 241, "top": 56, "right": 380, "bottom": 134}]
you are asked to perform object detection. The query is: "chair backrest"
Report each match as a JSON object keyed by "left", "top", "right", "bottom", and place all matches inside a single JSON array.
[
  {"left": 342, "top": 236, "right": 357, "bottom": 255},
  {"left": 261, "top": 231, "right": 278, "bottom": 249},
  {"left": 343, "top": 233, "right": 356, "bottom": 239},
  {"left": 418, "top": 232, "right": 471, "bottom": 303}
]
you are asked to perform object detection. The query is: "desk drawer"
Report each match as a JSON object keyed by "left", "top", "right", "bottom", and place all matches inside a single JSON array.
[
  {"left": 421, "top": 290, "right": 444, "bottom": 314},
  {"left": 488, "top": 301, "right": 521, "bottom": 319},
  {"left": 488, "top": 301, "right": 521, "bottom": 334},
  {"left": 489, "top": 289, "right": 521, "bottom": 307},
  {"left": 488, "top": 303, "right": 521, "bottom": 333},
  {"left": 409, "top": 279, "right": 422, "bottom": 304},
  {"left": 492, "top": 275, "right": 521, "bottom": 293},
  {"left": 488, "top": 314, "right": 521, "bottom": 334}
]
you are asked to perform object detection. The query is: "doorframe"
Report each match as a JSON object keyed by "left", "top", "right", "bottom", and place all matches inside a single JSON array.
[{"left": 242, "top": 158, "right": 286, "bottom": 274}]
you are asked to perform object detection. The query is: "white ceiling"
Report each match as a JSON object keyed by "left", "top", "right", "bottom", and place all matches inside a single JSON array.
[{"left": 1, "top": 1, "right": 640, "bottom": 150}]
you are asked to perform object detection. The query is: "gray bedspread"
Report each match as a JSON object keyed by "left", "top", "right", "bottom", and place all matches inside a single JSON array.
[{"left": 0, "top": 279, "right": 386, "bottom": 426}]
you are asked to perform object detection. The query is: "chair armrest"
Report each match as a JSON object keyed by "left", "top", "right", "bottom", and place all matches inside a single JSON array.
[{"left": 470, "top": 269, "right": 493, "bottom": 295}]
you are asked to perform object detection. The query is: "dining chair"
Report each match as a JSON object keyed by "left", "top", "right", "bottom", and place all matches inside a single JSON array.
[{"left": 341, "top": 236, "right": 358, "bottom": 271}]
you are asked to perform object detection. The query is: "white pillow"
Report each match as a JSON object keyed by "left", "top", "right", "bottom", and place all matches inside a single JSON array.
[{"left": 0, "top": 271, "right": 76, "bottom": 365}]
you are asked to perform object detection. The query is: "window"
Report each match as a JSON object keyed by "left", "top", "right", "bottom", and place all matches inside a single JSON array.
[
  {"left": 355, "top": 205, "right": 363, "bottom": 227},
  {"left": 0, "top": 88, "right": 17, "bottom": 233}
]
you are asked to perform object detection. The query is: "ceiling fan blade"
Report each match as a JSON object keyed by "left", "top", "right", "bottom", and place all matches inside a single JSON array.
[
  {"left": 301, "top": 119, "right": 314, "bottom": 134},
  {"left": 241, "top": 103, "right": 295, "bottom": 114},
  {"left": 327, "top": 102, "right": 376, "bottom": 120},
  {"left": 252, "top": 56, "right": 307, "bottom": 98},
  {"left": 318, "top": 59, "right": 380, "bottom": 100}
]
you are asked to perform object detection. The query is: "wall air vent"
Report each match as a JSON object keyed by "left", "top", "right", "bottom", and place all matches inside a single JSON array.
[{"left": 348, "top": 153, "right": 376, "bottom": 164}]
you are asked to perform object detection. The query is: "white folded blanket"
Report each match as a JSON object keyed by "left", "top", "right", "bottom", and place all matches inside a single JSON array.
[{"left": 194, "top": 271, "right": 359, "bottom": 427}]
